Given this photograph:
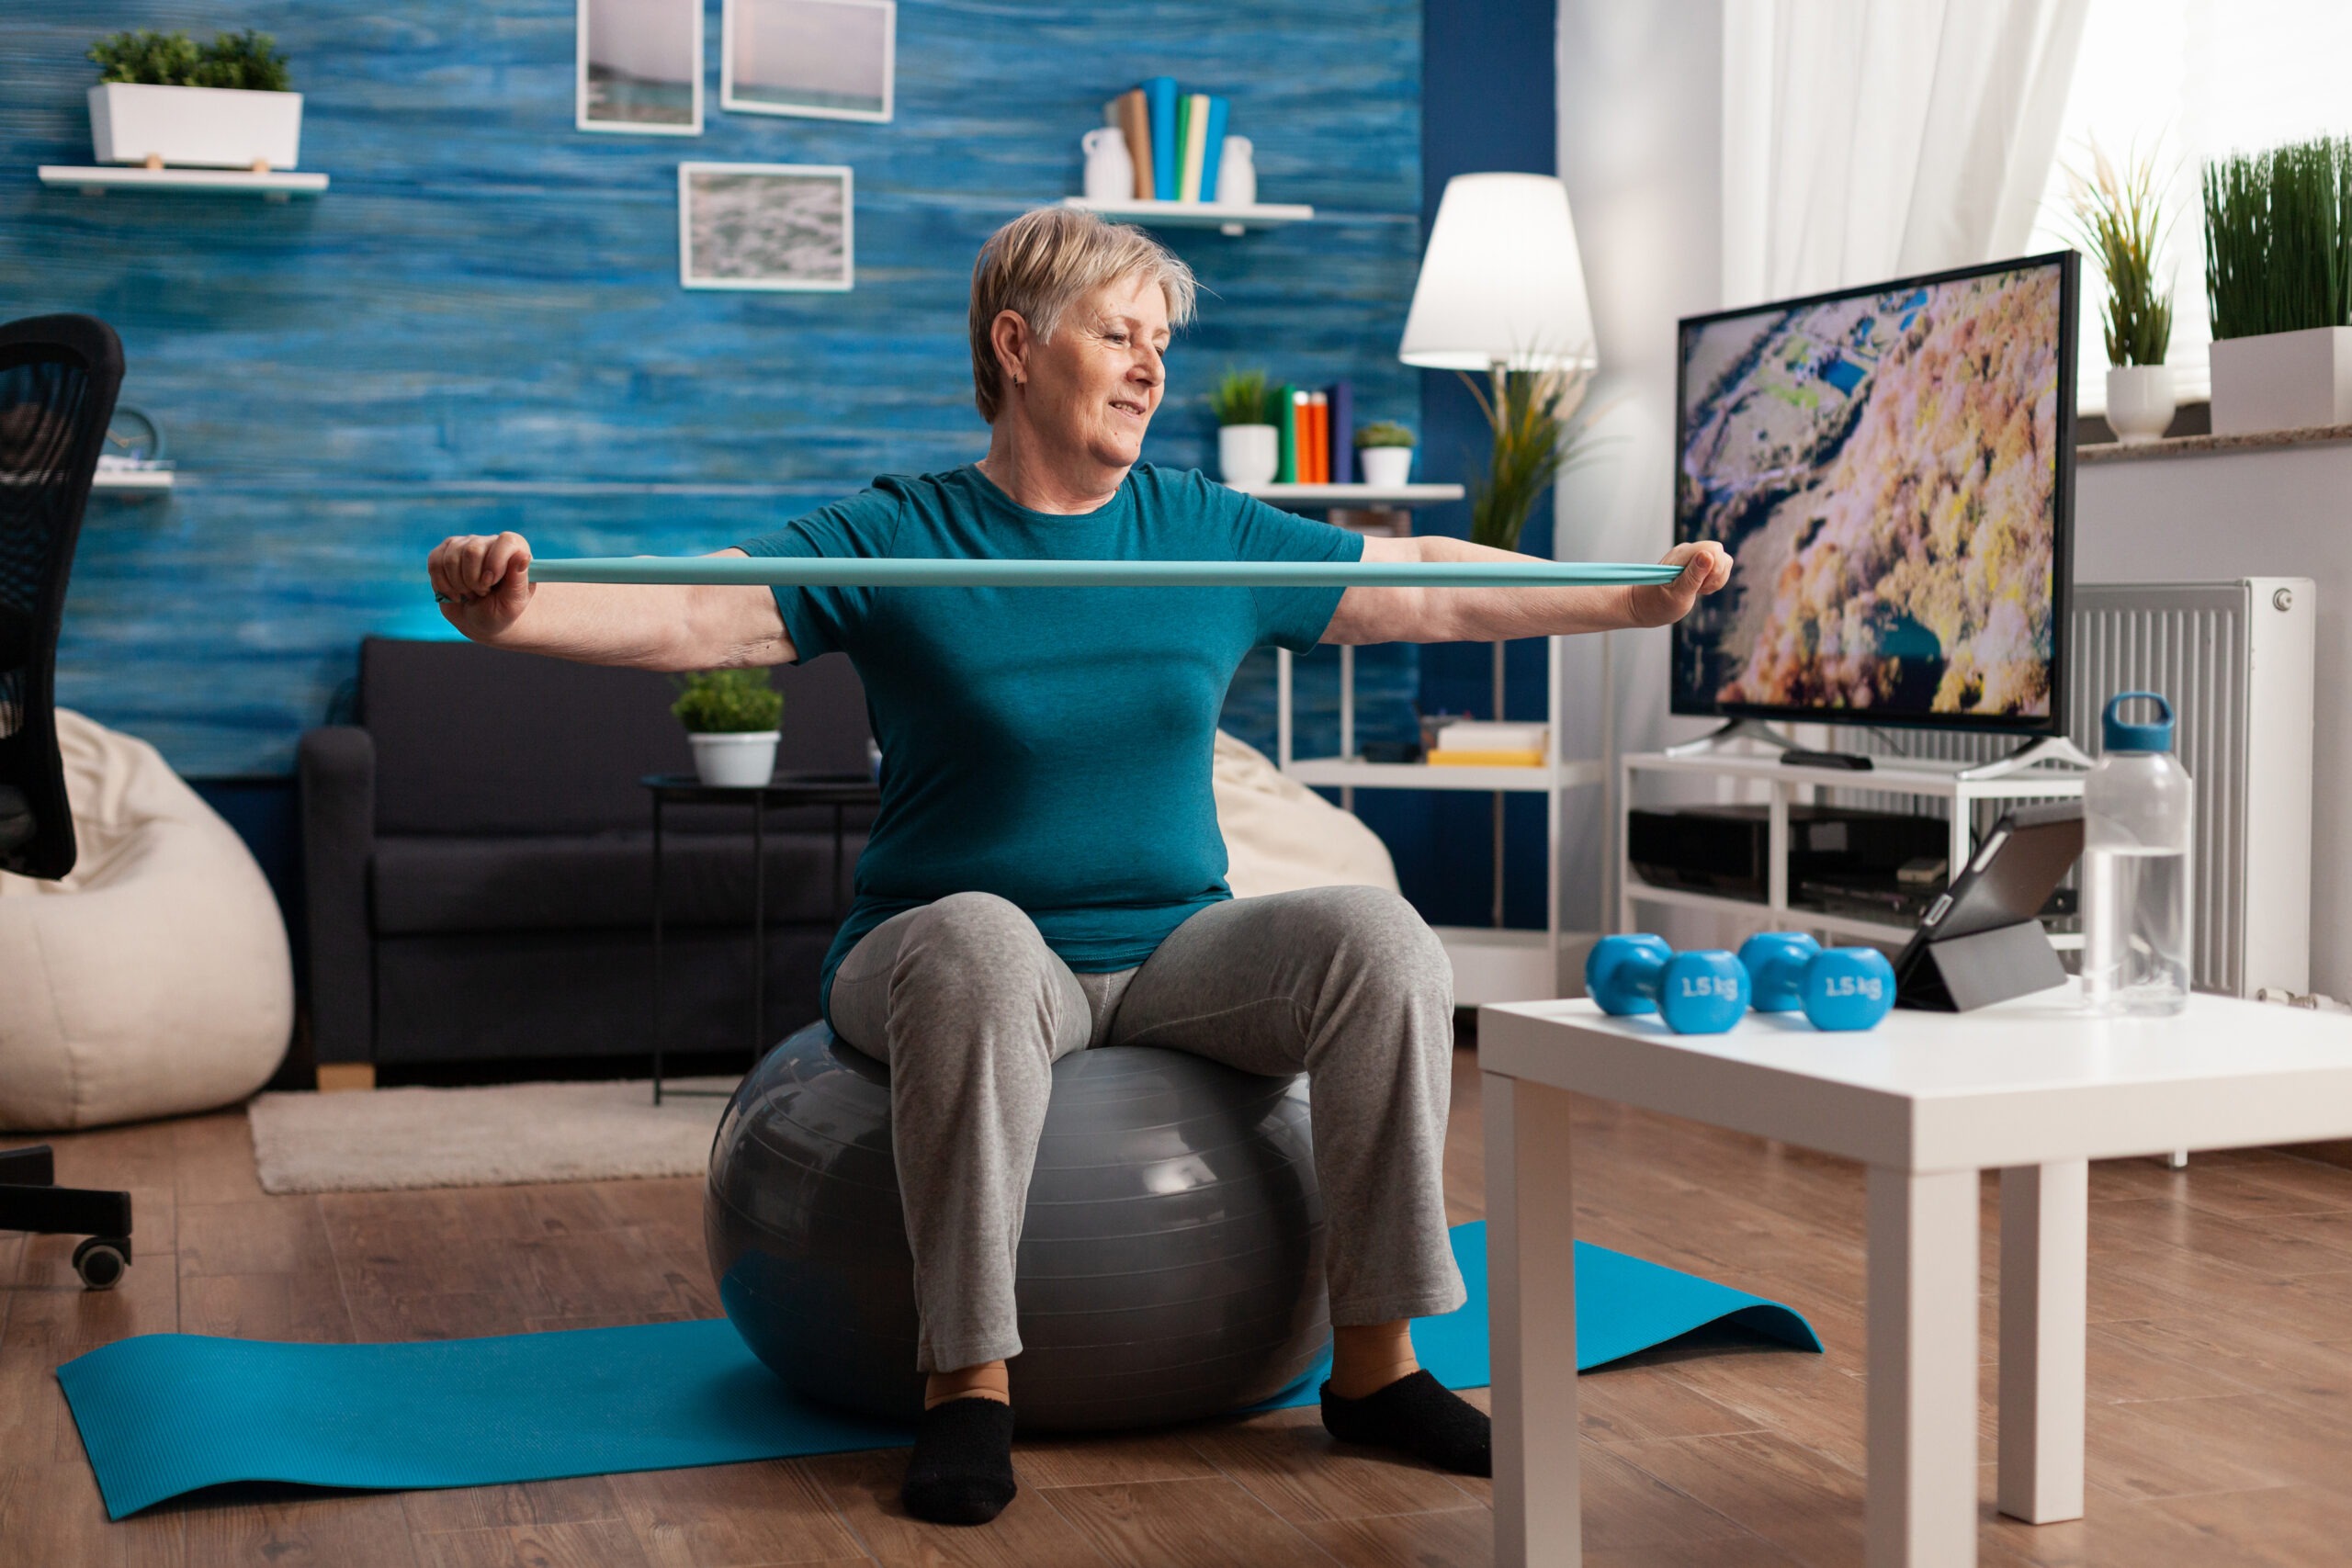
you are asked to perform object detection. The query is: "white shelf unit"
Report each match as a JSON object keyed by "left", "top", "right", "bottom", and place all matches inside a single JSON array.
[
  {"left": 1278, "top": 636, "right": 1603, "bottom": 1005},
  {"left": 39, "top": 165, "right": 328, "bottom": 199},
  {"left": 1616, "top": 749, "right": 2088, "bottom": 952},
  {"left": 1059, "top": 196, "right": 1311, "bottom": 236},
  {"left": 91, "top": 466, "right": 175, "bottom": 491},
  {"left": 1230, "top": 481, "right": 1464, "bottom": 507}
]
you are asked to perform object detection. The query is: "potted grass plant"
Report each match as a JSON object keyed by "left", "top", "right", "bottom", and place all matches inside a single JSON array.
[
  {"left": 2066, "top": 141, "right": 2176, "bottom": 442},
  {"left": 1353, "top": 421, "right": 1417, "bottom": 488},
  {"left": 673, "top": 669, "right": 785, "bottom": 787},
  {"left": 87, "top": 28, "right": 301, "bottom": 171},
  {"left": 1211, "top": 368, "right": 1278, "bottom": 486},
  {"left": 2203, "top": 133, "right": 2352, "bottom": 435},
  {"left": 1464, "top": 362, "right": 1597, "bottom": 724}
]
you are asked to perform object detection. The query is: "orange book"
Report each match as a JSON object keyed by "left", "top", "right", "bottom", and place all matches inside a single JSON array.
[{"left": 1307, "top": 392, "right": 1329, "bottom": 483}]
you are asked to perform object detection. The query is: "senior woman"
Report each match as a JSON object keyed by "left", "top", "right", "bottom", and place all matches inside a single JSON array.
[{"left": 430, "top": 207, "right": 1730, "bottom": 1526}]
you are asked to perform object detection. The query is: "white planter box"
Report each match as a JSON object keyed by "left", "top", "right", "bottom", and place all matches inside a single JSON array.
[
  {"left": 2208, "top": 325, "right": 2352, "bottom": 436},
  {"left": 1358, "top": 446, "right": 1415, "bottom": 488},
  {"left": 688, "top": 731, "right": 779, "bottom": 788},
  {"left": 1218, "top": 423, "right": 1278, "bottom": 487},
  {"left": 88, "top": 83, "right": 303, "bottom": 170}
]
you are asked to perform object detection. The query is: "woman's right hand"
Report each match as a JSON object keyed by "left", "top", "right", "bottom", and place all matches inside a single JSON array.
[{"left": 428, "top": 532, "right": 536, "bottom": 640}]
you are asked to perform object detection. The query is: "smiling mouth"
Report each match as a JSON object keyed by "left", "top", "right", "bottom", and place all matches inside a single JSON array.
[{"left": 1110, "top": 398, "right": 1148, "bottom": 419}]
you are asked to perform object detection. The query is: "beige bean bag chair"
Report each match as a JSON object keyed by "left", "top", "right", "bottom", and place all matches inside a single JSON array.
[
  {"left": 1212, "top": 729, "right": 1399, "bottom": 898},
  {"left": 0, "top": 710, "right": 292, "bottom": 1131}
]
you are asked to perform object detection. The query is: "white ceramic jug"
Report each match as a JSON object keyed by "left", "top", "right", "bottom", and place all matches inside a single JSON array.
[
  {"left": 1216, "top": 135, "right": 1256, "bottom": 205},
  {"left": 1082, "top": 127, "right": 1134, "bottom": 203}
]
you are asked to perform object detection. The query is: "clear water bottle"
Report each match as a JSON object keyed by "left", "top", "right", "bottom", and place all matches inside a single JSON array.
[{"left": 2082, "top": 692, "right": 2194, "bottom": 1015}]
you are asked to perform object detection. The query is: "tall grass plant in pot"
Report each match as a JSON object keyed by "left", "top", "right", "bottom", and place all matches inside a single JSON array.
[
  {"left": 2203, "top": 134, "right": 2352, "bottom": 434},
  {"left": 2067, "top": 141, "right": 2176, "bottom": 442},
  {"left": 673, "top": 669, "right": 784, "bottom": 787},
  {"left": 1464, "top": 361, "right": 1599, "bottom": 719},
  {"left": 1210, "top": 368, "right": 1278, "bottom": 487},
  {"left": 87, "top": 28, "right": 302, "bottom": 170}
]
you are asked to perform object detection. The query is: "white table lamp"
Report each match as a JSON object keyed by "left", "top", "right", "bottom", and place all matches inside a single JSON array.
[{"left": 1399, "top": 173, "right": 1596, "bottom": 372}]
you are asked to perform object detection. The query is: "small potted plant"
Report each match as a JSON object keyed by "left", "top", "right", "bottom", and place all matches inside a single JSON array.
[
  {"left": 2066, "top": 141, "right": 2175, "bottom": 443},
  {"left": 672, "top": 669, "right": 784, "bottom": 787},
  {"left": 1353, "top": 421, "right": 1417, "bottom": 488},
  {"left": 1211, "top": 368, "right": 1277, "bottom": 486},
  {"left": 2203, "top": 133, "right": 2352, "bottom": 435},
  {"left": 87, "top": 28, "right": 302, "bottom": 171}
]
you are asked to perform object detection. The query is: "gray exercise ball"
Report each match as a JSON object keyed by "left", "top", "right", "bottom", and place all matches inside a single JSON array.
[{"left": 705, "top": 1021, "right": 1329, "bottom": 1431}]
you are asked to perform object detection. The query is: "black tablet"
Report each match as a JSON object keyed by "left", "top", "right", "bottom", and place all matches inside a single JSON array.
[{"left": 1894, "top": 801, "right": 2083, "bottom": 1011}]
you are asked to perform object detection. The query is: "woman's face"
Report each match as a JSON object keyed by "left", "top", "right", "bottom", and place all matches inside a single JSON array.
[{"left": 1014, "top": 272, "right": 1170, "bottom": 471}]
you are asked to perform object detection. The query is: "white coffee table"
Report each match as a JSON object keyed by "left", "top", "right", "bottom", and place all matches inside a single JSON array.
[{"left": 1476, "top": 982, "right": 2352, "bottom": 1568}]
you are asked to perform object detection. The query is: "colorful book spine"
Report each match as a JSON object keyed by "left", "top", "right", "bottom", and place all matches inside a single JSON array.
[
  {"left": 1142, "top": 77, "right": 1179, "bottom": 202},
  {"left": 1114, "top": 88, "right": 1153, "bottom": 200},
  {"left": 1178, "top": 93, "right": 1213, "bottom": 201},
  {"left": 1328, "top": 380, "right": 1355, "bottom": 483},
  {"left": 1306, "top": 391, "right": 1329, "bottom": 484},
  {"left": 1200, "top": 96, "right": 1229, "bottom": 201},
  {"left": 1275, "top": 384, "right": 1299, "bottom": 483}
]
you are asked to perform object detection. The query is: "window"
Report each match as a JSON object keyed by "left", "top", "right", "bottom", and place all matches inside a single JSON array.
[{"left": 2024, "top": 0, "right": 2352, "bottom": 412}]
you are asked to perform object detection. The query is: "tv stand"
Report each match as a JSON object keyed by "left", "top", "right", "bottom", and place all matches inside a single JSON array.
[
  {"left": 1955, "top": 735, "right": 2096, "bottom": 779},
  {"left": 1663, "top": 716, "right": 1792, "bottom": 756}
]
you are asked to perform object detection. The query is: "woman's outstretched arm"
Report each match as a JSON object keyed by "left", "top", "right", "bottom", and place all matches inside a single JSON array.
[
  {"left": 426, "top": 533, "right": 795, "bottom": 671},
  {"left": 1321, "top": 533, "right": 1731, "bottom": 645}
]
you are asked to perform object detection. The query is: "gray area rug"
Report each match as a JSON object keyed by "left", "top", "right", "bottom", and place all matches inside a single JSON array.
[{"left": 246, "top": 1077, "right": 739, "bottom": 1194}]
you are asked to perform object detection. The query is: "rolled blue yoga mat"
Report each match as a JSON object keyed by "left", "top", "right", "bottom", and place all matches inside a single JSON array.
[
  {"left": 57, "top": 1222, "right": 1816, "bottom": 1519},
  {"left": 523, "top": 556, "right": 1688, "bottom": 588}
]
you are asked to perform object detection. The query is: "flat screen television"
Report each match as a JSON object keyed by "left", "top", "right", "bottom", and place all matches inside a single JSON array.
[{"left": 1671, "top": 251, "right": 2077, "bottom": 737}]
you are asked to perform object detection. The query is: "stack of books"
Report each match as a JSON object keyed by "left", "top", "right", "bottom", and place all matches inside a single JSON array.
[
  {"left": 1268, "top": 380, "right": 1354, "bottom": 484},
  {"left": 1426, "top": 721, "right": 1549, "bottom": 768},
  {"left": 1105, "top": 78, "right": 1230, "bottom": 203}
]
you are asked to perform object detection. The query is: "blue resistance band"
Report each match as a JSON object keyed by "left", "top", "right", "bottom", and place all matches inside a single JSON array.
[{"left": 524, "top": 557, "right": 1688, "bottom": 589}]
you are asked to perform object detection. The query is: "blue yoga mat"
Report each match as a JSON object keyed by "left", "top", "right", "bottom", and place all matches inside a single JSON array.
[{"left": 58, "top": 1222, "right": 1816, "bottom": 1519}]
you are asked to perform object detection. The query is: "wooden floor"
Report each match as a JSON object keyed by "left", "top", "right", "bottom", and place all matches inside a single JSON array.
[{"left": 8, "top": 1049, "right": 2352, "bottom": 1566}]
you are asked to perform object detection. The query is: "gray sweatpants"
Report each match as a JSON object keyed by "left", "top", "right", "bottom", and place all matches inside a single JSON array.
[{"left": 828, "top": 885, "right": 1465, "bottom": 1374}]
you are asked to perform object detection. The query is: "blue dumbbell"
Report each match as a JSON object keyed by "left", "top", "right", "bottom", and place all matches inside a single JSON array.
[
  {"left": 1585, "top": 934, "right": 1752, "bottom": 1033},
  {"left": 1736, "top": 931, "right": 1896, "bottom": 1032}
]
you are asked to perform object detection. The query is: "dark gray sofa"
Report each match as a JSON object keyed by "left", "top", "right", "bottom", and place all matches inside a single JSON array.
[{"left": 300, "top": 637, "right": 871, "bottom": 1074}]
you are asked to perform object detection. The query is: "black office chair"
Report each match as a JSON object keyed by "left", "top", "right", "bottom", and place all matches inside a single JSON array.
[{"left": 0, "top": 313, "right": 136, "bottom": 1290}]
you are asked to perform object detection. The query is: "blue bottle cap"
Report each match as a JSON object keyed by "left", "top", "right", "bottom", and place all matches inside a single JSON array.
[{"left": 2101, "top": 691, "right": 2175, "bottom": 753}]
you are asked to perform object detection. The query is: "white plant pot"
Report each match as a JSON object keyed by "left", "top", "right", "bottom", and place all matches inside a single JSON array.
[
  {"left": 688, "top": 731, "right": 779, "bottom": 788},
  {"left": 88, "top": 83, "right": 303, "bottom": 170},
  {"left": 1218, "top": 423, "right": 1279, "bottom": 486},
  {"left": 2104, "top": 365, "right": 2176, "bottom": 444},
  {"left": 2208, "top": 325, "right": 2352, "bottom": 436},
  {"left": 1358, "top": 446, "right": 1414, "bottom": 488}
]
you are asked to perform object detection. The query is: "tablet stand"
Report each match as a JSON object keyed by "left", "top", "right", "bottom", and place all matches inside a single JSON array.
[{"left": 1894, "top": 919, "right": 2069, "bottom": 1012}]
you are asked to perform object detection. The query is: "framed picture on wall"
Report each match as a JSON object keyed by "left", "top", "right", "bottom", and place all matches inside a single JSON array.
[
  {"left": 678, "top": 163, "right": 854, "bottom": 291},
  {"left": 577, "top": 0, "right": 704, "bottom": 135},
  {"left": 721, "top": 0, "right": 895, "bottom": 123}
]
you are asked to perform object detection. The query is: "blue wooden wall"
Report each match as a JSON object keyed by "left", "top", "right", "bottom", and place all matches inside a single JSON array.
[{"left": 0, "top": 0, "right": 1422, "bottom": 775}]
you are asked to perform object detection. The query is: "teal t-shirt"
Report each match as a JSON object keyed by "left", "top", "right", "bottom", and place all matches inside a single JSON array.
[{"left": 738, "top": 462, "right": 1364, "bottom": 1014}]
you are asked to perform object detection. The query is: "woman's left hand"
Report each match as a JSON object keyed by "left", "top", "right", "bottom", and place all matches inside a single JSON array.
[{"left": 1625, "top": 540, "right": 1733, "bottom": 627}]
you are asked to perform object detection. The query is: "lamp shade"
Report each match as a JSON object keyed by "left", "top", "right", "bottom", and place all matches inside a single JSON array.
[{"left": 1399, "top": 173, "right": 1596, "bottom": 371}]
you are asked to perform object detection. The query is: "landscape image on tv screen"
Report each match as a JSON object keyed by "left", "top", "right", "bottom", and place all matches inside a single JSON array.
[{"left": 1672, "top": 257, "right": 2067, "bottom": 726}]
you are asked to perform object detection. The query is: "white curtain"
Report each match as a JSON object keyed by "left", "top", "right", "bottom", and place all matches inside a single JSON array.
[{"left": 1721, "top": 0, "right": 2091, "bottom": 307}]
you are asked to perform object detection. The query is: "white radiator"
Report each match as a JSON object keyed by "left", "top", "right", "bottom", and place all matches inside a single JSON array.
[{"left": 1834, "top": 578, "right": 2316, "bottom": 997}]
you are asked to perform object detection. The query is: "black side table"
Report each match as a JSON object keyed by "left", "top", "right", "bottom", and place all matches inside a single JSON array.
[{"left": 641, "top": 772, "right": 878, "bottom": 1104}]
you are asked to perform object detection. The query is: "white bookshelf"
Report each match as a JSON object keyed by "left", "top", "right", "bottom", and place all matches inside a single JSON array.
[
  {"left": 1229, "top": 481, "right": 1463, "bottom": 508},
  {"left": 39, "top": 165, "right": 328, "bottom": 199},
  {"left": 91, "top": 466, "right": 175, "bottom": 491},
  {"left": 1616, "top": 747, "right": 2089, "bottom": 951},
  {"left": 1059, "top": 196, "right": 1311, "bottom": 236}
]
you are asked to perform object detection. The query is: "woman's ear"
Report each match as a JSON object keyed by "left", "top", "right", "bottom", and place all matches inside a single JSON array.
[{"left": 990, "top": 310, "right": 1033, "bottom": 392}]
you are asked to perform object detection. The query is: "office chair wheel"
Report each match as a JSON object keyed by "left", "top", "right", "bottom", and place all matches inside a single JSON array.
[{"left": 73, "top": 1236, "right": 129, "bottom": 1291}]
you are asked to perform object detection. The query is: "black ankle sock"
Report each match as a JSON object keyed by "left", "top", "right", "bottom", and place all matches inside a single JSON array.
[
  {"left": 1320, "top": 1370, "right": 1491, "bottom": 1476},
  {"left": 901, "top": 1396, "right": 1018, "bottom": 1525}
]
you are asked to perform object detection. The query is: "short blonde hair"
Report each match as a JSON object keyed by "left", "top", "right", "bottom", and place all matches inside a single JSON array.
[{"left": 967, "top": 207, "right": 1198, "bottom": 423}]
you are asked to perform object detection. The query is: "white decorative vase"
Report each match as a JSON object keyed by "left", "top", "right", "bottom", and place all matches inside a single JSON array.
[
  {"left": 1081, "top": 126, "right": 1133, "bottom": 204},
  {"left": 2104, "top": 365, "right": 2176, "bottom": 444},
  {"left": 689, "top": 731, "right": 779, "bottom": 788},
  {"left": 2208, "top": 325, "right": 2352, "bottom": 436},
  {"left": 89, "top": 84, "right": 304, "bottom": 169},
  {"left": 1216, "top": 135, "right": 1256, "bottom": 205},
  {"left": 1218, "top": 423, "right": 1279, "bottom": 486},
  {"left": 1358, "top": 446, "right": 1414, "bottom": 488}
]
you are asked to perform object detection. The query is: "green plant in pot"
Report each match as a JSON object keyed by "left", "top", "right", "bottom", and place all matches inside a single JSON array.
[
  {"left": 1210, "top": 367, "right": 1277, "bottom": 487},
  {"left": 673, "top": 669, "right": 785, "bottom": 787},
  {"left": 1353, "top": 421, "right": 1417, "bottom": 489},
  {"left": 2065, "top": 140, "right": 2175, "bottom": 443},
  {"left": 2202, "top": 132, "right": 2352, "bottom": 435},
  {"left": 86, "top": 28, "right": 301, "bottom": 172},
  {"left": 1463, "top": 359, "right": 1600, "bottom": 724}
]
